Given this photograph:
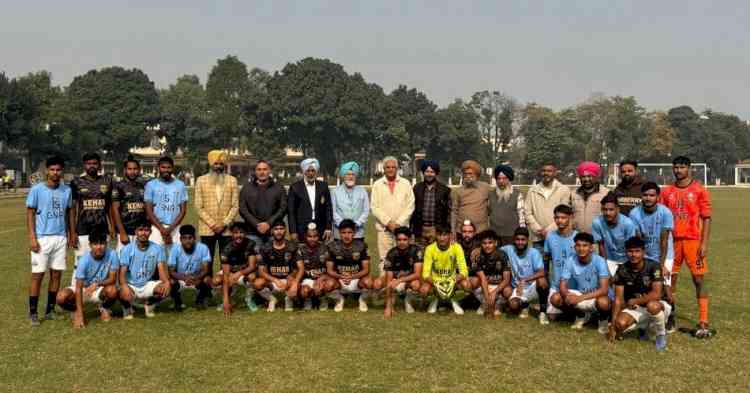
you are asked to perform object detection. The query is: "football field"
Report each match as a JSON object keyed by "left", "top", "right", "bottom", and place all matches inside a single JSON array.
[{"left": 1, "top": 189, "right": 748, "bottom": 393}]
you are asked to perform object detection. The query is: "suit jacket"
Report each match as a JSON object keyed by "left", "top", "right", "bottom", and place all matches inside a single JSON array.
[
  {"left": 410, "top": 181, "right": 452, "bottom": 236},
  {"left": 194, "top": 174, "right": 239, "bottom": 237},
  {"left": 288, "top": 179, "right": 333, "bottom": 238}
]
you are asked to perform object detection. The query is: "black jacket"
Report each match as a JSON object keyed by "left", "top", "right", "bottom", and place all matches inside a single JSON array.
[
  {"left": 287, "top": 179, "right": 333, "bottom": 238},
  {"left": 410, "top": 181, "right": 452, "bottom": 236},
  {"left": 239, "top": 178, "right": 287, "bottom": 236}
]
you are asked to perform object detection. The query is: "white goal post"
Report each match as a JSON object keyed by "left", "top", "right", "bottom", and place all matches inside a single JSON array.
[
  {"left": 611, "top": 163, "right": 708, "bottom": 186},
  {"left": 735, "top": 164, "right": 750, "bottom": 187}
]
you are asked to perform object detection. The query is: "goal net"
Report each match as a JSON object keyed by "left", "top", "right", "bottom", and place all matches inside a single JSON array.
[
  {"left": 735, "top": 165, "right": 750, "bottom": 187},
  {"left": 611, "top": 163, "right": 708, "bottom": 186}
]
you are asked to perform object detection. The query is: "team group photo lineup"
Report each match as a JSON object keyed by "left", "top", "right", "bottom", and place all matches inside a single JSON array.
[{"left": 27, "top": 150, "right": 712, "bottom": 352}]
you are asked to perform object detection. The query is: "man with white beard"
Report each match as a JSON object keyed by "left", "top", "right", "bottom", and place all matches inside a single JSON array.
[
  {"left": 489, "top": 164, "right": 525, "bottom": 245},
  {"left": 331, "top": 161, "right": 370, "bottom": 241}
]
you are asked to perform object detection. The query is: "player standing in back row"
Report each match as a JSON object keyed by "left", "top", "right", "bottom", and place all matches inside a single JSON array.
[{"left": 660, "top": 156, "right": 712, "bottom": 338}]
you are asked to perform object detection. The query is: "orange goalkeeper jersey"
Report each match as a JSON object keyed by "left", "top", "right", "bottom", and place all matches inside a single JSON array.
[{"left": 660, "top": 180, "right": 711, "bottom": 240}]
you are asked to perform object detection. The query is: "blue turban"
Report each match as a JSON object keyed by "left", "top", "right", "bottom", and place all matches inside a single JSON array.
[
  {"left": 339, "top": 161, "right": 361, "bottom": 177},
  {"left": 420, "top": 160, "right": 440, "bottom": 174},
  {"left": 300, "top": 158, "right": 320, "bottom": 172},
  {"left": 493, "top": 164, "right": 515, "bottom": 181}
]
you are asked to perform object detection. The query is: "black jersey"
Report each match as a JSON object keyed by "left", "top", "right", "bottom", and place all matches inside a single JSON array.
[
  {"left": 70, "top": 175, "right": 113, "bottom": 236},
  {"left": 112, "top": 177, "right": 147, "bottom": 235},
  {"left": 296, "top": 243, "right": 329, "bottom": 279},
  {"left": 259, "top": 240, "right": 299, "bottom": 278},
  {"left": 384, "top": 245, "right": 423, "bottom": 273},
  {"left": 460, "top": 237, "right": 480, "bottom": 276},
  {"left": 327, "top": 239, "right": 369, "bottom": 275},
  {"left": 476, "top": 249, "right": 511, "bottom": 285},
  {"left": 613, "top": 261, "right": 664, "bottom": 303},
  {"left": 220, "top": 239, "right": 257, "bottom": 273}
]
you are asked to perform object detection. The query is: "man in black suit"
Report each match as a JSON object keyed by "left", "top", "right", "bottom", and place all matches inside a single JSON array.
[
  {"left": 410, "top": 160, "right": 452, "bottom": 247},
  {"left": 288, "top": 158, "right": 333, "bottom": 242}
]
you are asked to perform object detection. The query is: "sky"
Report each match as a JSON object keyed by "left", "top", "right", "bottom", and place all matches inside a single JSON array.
[{"left": 2, "top": 1, "right": 748, "bottom": 118}]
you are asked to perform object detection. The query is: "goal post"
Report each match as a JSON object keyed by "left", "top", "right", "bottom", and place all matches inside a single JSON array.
[
  {"left": 612, "top": 163, "right": 708, "bottom": 186},
  {"left": 735, "top": 164, "right": 750, "bottom": 187}
]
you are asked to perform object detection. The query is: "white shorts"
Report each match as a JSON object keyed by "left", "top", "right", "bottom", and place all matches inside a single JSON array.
[
  {"left": 128, "top": 281, "right": 160, "bottom": 300},
  {"left": 546, "top": 288, "right": 563, "bottom": 315},
  {"left": 607, "top": 260, "right": 623, "bottom": 277},
  {"left": 623, "top": 301, "right": 672, "bottom": 332},
  {"left": 663, "top": 258, "right": 673, "bottom": 287},
  {"left": 338, "top": 279, "right": 361, "bottom": 294},
  {"left": 149, "top": 225, "right": 181, "bottom": 247},
  {"left": 177, "top": 280, "right": 197, "bottom": 292},
  {"left": 568, "top": 289, "right": 597, "bottom": 312},
  {"left": 271, "top": 279, "right": 288, "bottom": 292},
  {"left": 216, "top": 271, "right": 251, "bottom": 288},
  {"left": 67, "top": 285, "right": 104, "bottom": 304},
  {"left": 510, "top": 282, "right": 538, "bottom": 304},
  {"left": 30, "top": 236, "right": 67, "bottom": 273},
  {"left": 116, "top": 235, "right": 137, "bottom": 253},
  {"left": 301, "top": 278, "right": 316, "bottom": 288}
]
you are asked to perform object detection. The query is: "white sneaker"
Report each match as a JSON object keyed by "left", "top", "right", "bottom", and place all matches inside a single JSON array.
[
  {"left": 144, "top": 304, "right": 156, "bottom": 318},
  {"left": 572, "top": 312, "right": 590, "bottom": 330},
  {"left": 358, "top": 296, "right": 368, "bottom": 312},
  {"left": 334, "top": 296, "right": 345, "bottom": 312},
  {"left": 319, "top": 299, "right": 329, "bottom": 311},
  {"left": 598, "top": 320, "right": 609, "bottom": 335},
  {"left": 304, "top": 299, "right": 313, "bottom": 311},
  {"left": 476, "top": 302, "right": 485, "bottom": 315},
  {"left": 267, "top": 297, "right": 277, "bottom": 312},
  {"left": 284, "top": 296, "right": 294, "bottom": 312},
  {"left": 493, "top": 309, "right": 502, "bottom": 317},
  {"left": 404, "top": 299, "right": 415, "bottom": 314},
  {"left": 539, "top": 312, "right": 549, "bottom": 325},
  {"left": 519, "top": 308, "right": 529, "bottom": 319},
  {"left": 451, "top": 300, "right": 464, "bottom": 315},
  {"left": 123, "top": 307, "right": 135, "bottom": 320},
  {"left": 427, "top": 299, "right": 439, "bottom": 314}
]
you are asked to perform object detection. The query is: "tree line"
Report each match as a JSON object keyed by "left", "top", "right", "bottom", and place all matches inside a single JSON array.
[{"left": 2, "top": 55, "right": 749, "bottom": 183}]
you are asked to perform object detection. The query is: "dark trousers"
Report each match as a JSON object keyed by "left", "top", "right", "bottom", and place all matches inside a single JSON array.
[{"left": 201, "top": 234, "right": 231, "bottom": 275}]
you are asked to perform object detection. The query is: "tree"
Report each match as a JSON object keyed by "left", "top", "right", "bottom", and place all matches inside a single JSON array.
[
  {"left": 67, "top": 67, "right": 160, "bottom": 162},
  {"left": 470, "top": 90, "right": 520, "bottom": 164},
  {"left": 641, "top": 111, "right": 675, "bottom": 161},
  {"left": 517, "top": 103, "right": 570, "bottom": 182},
  {"left": 206, "top": 55, "right": 257, "bottom": 149},
  {"left": 264, "top": 57, "right": 388, "bottom": 175},
  {"left": 386, "top": 85, "right": 438, "bottom": 175},
  {"left": 575, "top": 95, "right": 646, "bottom": 165},
  {"left": 432, "top": 99, "right": 483, "bottom": 176},
  {"left": 159, "top": 75, "right": 212, "bottom": 167}
]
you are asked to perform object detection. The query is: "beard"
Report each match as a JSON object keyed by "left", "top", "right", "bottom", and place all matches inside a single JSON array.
[
  {"left": 344, "top": 179, "right": 355, "bottom": 187},
  {"left": 496, "top": 185, "right": 512, "bottom": 202},
  {"left": 209, "top": 171, "right": 226, "bottom": 187}
]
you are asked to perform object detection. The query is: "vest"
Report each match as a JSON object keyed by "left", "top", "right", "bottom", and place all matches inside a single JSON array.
[{"left": 490, "top": 189, "right": 520, "bottom": 237}]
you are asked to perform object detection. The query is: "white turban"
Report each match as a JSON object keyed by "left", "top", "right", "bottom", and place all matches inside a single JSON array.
[{"left": 301, "top": 158, "right": 320, "bottom": 172}]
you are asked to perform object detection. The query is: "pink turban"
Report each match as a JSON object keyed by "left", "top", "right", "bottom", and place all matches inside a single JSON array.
[{"left": 576, "top": 161, "right": 601, "bottom": 178}]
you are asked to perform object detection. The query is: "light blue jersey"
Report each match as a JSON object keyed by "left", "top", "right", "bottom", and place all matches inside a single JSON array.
[
  {"left": 121, "top": 241, "right": 166, "bottom": 287},
  {"left": 544, "top": 229, "right": 578, "bottom": 290},
  {"left": 501, "top": 245, "right": 544, "bottom": 288},
  {"left": 26, "top": 182, "right": 72, "bottom": 237},
  {"left": 144, "top": 178, "right": 188, "bottom": 226},
  {"left": 629, "top": 205, "right": 674, "bottom": 262},
  {"left": 168, "top": 242, "right": 211, "bottom": 275},
  {"left": 74, "top": 249, "right": 119, "bottom": 286},
  {"left": 592, "top": 214, "right": 637, "bottom": 263},
  {"left": 561, "top": 254, "right": 609, "bottom": 293}
]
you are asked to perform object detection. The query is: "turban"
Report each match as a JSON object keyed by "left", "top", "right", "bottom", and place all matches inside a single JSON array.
[
  {"left": 576, "top": 161, "right": 601, "bottom": 178},
  {"left": 300, "top": 158, "right": 320, "bottom": 172},
  {"left": 461, "top": 160, "right": 482, "bottom": 174},
  {"left": 339, "top": 161, "right": 361, "bottom": 177},
  {"left": 420, "top": 160, "right": 440, "bottom": 174},
  {"left": 493, "top": 164, "right": 514, "bottom": 181},
  {"left": 207, "top": 150, "right": 228, "bottom": 165}
]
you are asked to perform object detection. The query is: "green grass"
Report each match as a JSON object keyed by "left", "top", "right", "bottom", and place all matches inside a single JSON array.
[{"left": 1, "top": 190, "right": 749, "bottom": 392}]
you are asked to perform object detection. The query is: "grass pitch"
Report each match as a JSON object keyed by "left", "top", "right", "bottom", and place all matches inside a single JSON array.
[{"left": 0, "top": 189, "right": 748, "bottom": 392}]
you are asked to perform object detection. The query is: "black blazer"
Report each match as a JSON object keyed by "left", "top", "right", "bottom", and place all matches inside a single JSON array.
[
  {"left": 287, "top": 179, "right": 333, "bottom": 238},
  {"left": 410, "top": 181, "right": 452, "bottom": 237}
]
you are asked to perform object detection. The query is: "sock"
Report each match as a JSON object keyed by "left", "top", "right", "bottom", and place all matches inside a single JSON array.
[
  {"left": 102, "top": 298, "right": 116, "bottom": 310},
  {"left": 651, "top": 311, "right": 666, "bottom": 336},
  {"left": 698, "top": 297, "right": 709, "bottom": 323},
  {"left": 258, "top": 288, "right": 274, "bottom": 301},
  {"left": 46, "top": 291, "right": 57, "bottom": 314},
  {"left": 29, "top": 296, "right": 39, "bottom": 315},
  {"left": 359, "top": 290, "right": 369, "bottom": 301},
  {"left": 330, "top": 290, "right": 343, "bottom": 301},
  {"left": 537, "top": 286, "right": 549, "bottom": 313},
  {"left": 60, "top": 301, "right": 76, "bottom": 311},
  {"left": 120, "top": 299, "right": 132, "bottom": 310}
]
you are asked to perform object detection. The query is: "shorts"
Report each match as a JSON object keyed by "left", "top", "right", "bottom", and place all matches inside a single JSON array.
[
  {"left": 568, "top": 289, "right": 597, "bottom": 312},
  {"left": 301, "top": 278, "right": 318, "bottom": 288},
  {"left": 177, "top": 280, "right": 198, "bottom": 292},
  {"left": 67, "top": 285, "right": 104, "bottom": 304},
  {"left": 510, "top": 282, "right": 538, "bottom": 304},
  {"left": 74, "top": 235, "right": 91, "bottom": 260},
  {"left": 216, "top": 270, "right": 252, "bottom": 287},
  {"left": 673, "top": 239, "right": 707, "bottom": 275},
  {"left": 607, "top": 260, "right": 624, "bottom": 277},
  {"left": 338, "top": 279, "right": 360, "bottom": 294},
  {"left": 271, "top": 279, "right": 289, "bottom": 292},
  {"left": 663, "top": 258, "right": 673, "bottom": 287},
  {"left": 116, "top": 235, "right": 137, "bottom": 253},
  {"left": 622, "top": 301, "right": 672, "bottom": 332},
  {"left": 30, "top": 236, "right": 67, "bottom": 273},
  {"left": 149, "top": 225, "right": 181, "bottom": 247},
  {"left": 128, "top": 281, "right": 160, "bottom": 300},
  {"left": 546, "top": 288, "right": 563, "bottom": 315}
]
